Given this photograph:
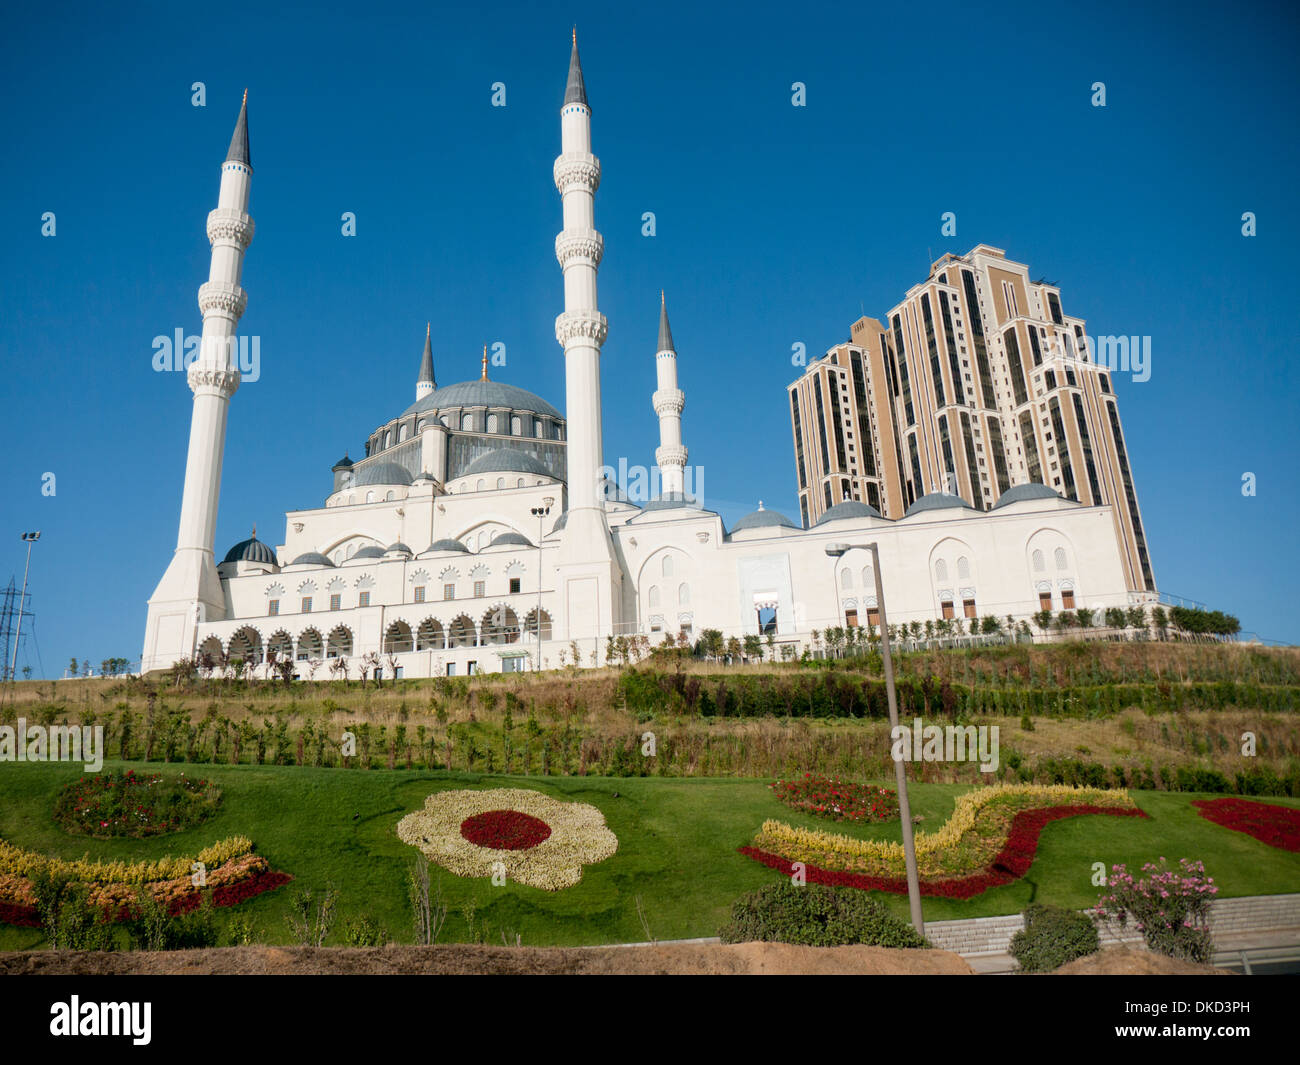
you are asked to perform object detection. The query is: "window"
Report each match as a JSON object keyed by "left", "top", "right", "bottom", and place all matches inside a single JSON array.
[
  {"left": 476, "top": 479, "right": 485, "bottom": 492},
  {"left": 509, "top": 577, "right": 521, "bottom": 594},
  {"left": 963, "top": 597, "right": 977, "bottom": 619},
  {"left": 444, "top": 584, "right": 455, "bottom": 600},
  {"left": 1032, "top": 549, "right": 1045, "bottom": 572},
  {"left": 1055, "top": 547, "right": 1068, "bottom": 570},
  {"left": 446, "top": 663, "right": 457, "bottom": 676},
  {"left": 679, "top": 583, "right": 691, "bottom": 606},
  {"left": 845, "top": 609, "right": 859, "bottom": 627},
  {"left": 503, "top": 656, "right": 524, "bottom": 673},
  {"left": 414, "top": 586, "right": 426, "bottom": 603},
  {"left": 330, "top": 594, "right": 341, "bottom": 611},
  {"left": 935, "top": 559, "right": 948, "bottom": 582},
  {"left": 941, "top": 600, "right": 954, "bottom": 619},
  {"left": 1039, "top": 591, "right": 1052, "bottom": 611},
  {"left": 473, "top": 580, "right": 485, "bottom": 598},
  {"left": 534, "top": 419, "right": 543, "bottom": 437},
  {"left": 867, "top": 607, "right": 880, "bottom": 627},
  {"left": 957, "top": 556, "right": 970, "bottom": 580},
  {"left": 1072, "top": 393, "right": 1103, "bottom": 505},
  {"left": 516, "top": 478, "right": 524, "bottom": 488},
  {"left": 461, "top": 414, "right": 473, "bottom": 430},
  {"left": 496, "top": 477, "right": 505, "bottom": 490},
  {"left": 1047, "top": 292, "right": 1064, "bottom": 325},
  {"left": 1061, "top": 588, "right": 1076, "bottom": 610},
  {"left": 487, "top": 414, "right": 498, "bottom": 434},
  {"left": 1005, "top": 328, "right": 1028, "bottom": 405},
  {"left": 840, "top": 569, "right": 853, "bottom": 590},
  {"left": 1048, "top": 398, "right": 1077, "bottom": 500},
  {"left": 301, "top": 596, "right": 312, "bottom": 613},
  {"left": 662, "top": 555, "right": 674, "bottom": 578},
  {"left": 511, "top": 415, "right": 522, "bottom": 435},
  {"left": 268, "top": 599, "right": 279, "bottom": 616},
  {"left": 358, "top": 591, "right": 370, "bottom": 608},
  {"left": 648, "top": 586, "right": 661, "bottom": 608},
  {"left": 467, "top": 661, "right": 478, "bottom": 676},
  {"left": 1020, "top": 411, "right": 1043, "bottom": 483},
  {"left": 791, "top": 392, "right": 807, "bottom": 489}
]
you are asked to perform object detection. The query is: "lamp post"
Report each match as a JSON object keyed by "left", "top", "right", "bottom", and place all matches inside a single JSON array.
[
  {"left": 530, "top": 499, "right": 554, "bottom": 671},
  {"left": 825, "top": 540, "right": 924, "bottom": 935},
  {"left": 9, "top": 532, "right": 40, "bottom": 688}
]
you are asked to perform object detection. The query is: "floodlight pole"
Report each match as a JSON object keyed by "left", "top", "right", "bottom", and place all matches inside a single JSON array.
[
  {"left": 9, "top": 532, "right": 39, "bottom": 691},
  {"left": 827, "top": 541, "right": 924, "bottom": 935},
  {"left": 531, "top": 500, "right": 553, "bottom": 671}
]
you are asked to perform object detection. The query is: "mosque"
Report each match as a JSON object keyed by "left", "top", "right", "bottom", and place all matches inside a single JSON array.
[{"left": 140, "top": 35, "right": 1145, "bottom": 677}]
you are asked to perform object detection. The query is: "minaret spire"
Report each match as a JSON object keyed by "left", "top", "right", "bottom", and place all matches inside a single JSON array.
[
  {"left": 653, "top": 292, "right": 688, "bottom": 497},
  {"left": 565, "top": 27, "right": 588, "bottom": 107},
  {"left": 416, "top": 321, "right": 436, "bottom": 400},
  {"left": 143, "top": 93, "right": 256, "bottom": 671}
]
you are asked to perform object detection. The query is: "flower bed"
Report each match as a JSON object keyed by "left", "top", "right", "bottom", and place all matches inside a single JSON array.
[
  {"left": 0, "top": 835, "right": 252, "bottom": 885},
  {"left": 1192, "top": 797, "right": 1300, "bottom": 852},
  {"left": 770, "top": 774, "right": 898, "bottom": 823},
  {"left": 397, "top": 788, "right": 617, "bottom": 890},
  {"left": 741, "top": 805, "right": 1146, "bottom": 899},
  {"left": 53, "top": 769, "right": 222, "bottom": 839}
]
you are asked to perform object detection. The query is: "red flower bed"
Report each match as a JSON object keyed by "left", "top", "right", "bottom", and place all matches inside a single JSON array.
[
  {"left": 770, "top": 774, "right": 899, "bottom": 823},
  {"left": 460, "top": 810, "right": 553, "bottom": 851},
  {"left": 740, "top": 805, "right": 1147, "bottom": 900},
  {"left": 1192, "top": 798, "right": 1300, "bottom": 852}
]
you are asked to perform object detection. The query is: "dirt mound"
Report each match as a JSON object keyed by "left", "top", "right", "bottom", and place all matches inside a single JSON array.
[
  {"left": 1053, "top": 947, "right": 1228, "bottom": 975},
  {"left": 0, "top": 942, "right": 975, "bottom": 976}
]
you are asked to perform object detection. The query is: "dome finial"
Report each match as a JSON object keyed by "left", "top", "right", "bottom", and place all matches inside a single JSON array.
[
  {"left": 757, "top": 500, "right": 764, "bottom": 511},
  {"left": 481, "top": 344, "right": 489, "bottom": 381},
  {"left": 572, "top": 24, "right": 577, "bottom": 45},
  {"left": 251, "top": 522, "right": 257, "bottom": 538}
]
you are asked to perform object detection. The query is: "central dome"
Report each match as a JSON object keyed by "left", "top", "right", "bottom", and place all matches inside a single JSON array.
[{"left": 402, "top": 380, "right": 562, "bottom": 420}]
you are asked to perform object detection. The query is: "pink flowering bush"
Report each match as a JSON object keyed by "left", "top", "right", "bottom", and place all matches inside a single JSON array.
[{"left": 1092, "top": 858, "right": 1217, "bottom": 963}]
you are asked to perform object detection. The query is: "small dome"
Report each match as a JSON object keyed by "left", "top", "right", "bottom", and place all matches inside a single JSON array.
[
  {"left": 349, "top": 461, "right": 414, "bottom": 487},
  {"left": 289, "top": 552, "right": 335, "bottom": 568},
  {"left": 350, "top": 545, "right": 386, "bottom": 560},
  {"left": 991, "top": 482, "right": 1065, "bottom": 509},
  {"left": 815, "top": 500, "right": 882, "bottom": 525},
  {"left": 641, "top": 492, "right": 699, "bottom": 513},
  {"left": 461, "top": 448, "right": 554, "bottom": 479},
  {"left": 424, "top": 538, "right": 470, "bottom": 554},
  {"left": 903, "top": 492, "right": 976, "bottom": 518},
  {"left": 222, "top": 536, "right": 277, "bottom": 566},
  {"left": 331, "top": 454, "right": 354, "bottom": 470},
  {"left": 730, "top": 507, "right": 799, "bottom": 533},
  {"left": 385, "top": 542, "right": 413, "bottom": 555},
  {"left": 487, "top": 532, "right": 534, "bottom": 548}
]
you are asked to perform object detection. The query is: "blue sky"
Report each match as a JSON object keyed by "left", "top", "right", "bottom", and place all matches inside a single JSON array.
[{"left": 2, "top": 0, "right": 1298, "bottom": 676}]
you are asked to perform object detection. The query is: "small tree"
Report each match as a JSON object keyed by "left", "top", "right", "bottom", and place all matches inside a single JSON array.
[
  {"left": 981, "top": 615, "right": 1001, "bottom": 635},
  {"left": 1126, "top": 605, "right": 1147, "bottom": 634},
  {"left": 1105, "top": 607, "right": 1127, "bottom": 630},
  {"left": 1075, "top": 607, "right": 1095, "bottom": 629},
  {"left": 285, "top": 884, "right": 339, "bottom": 947},
  {"left": 1054, "top": 610, "right": 1077, "bottom": 632},
  {"left": 765, "top": 632, "right": 776, "bottom": 661},
  {"left": 1152, "top": 606, "right": 1169, "bottom": 639},
  {"left": 743, "top": 634, "right": 763, "bottom": 661},
  {"left": 1033, "top": 609, "right": 1053, "bottom": 636}
]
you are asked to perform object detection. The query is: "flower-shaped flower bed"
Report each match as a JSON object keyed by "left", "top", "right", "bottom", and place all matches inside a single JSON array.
[
  {"left": 770, "top": 774, "right": 898, "bottom": 823},
  {"left": 53, "top": 769, "right": 222, "bottom": 839},
  {"left": 397, "top": 788, "right": 617, "bottom": 890},
  {"left": 741, "top": 784, "right": 1146, "bottom": 899},
  {"left": 1192, "top": 797, "right": 1300, "bottom": 852}
]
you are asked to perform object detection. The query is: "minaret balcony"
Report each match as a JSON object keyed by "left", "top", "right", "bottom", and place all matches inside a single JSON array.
[
  {"left": 555, "top": 310, "right": 608, "bottom": 347},
  {"left": 206, "top": 208, "right": 255, "bottom": 250},
  {"left": 653, "top": 388, "right": 685, "bottom": 417},
  {"left": 198, "top": 281, "right": 248, "bottom": 319},
  {"left": 555, "top": 230, "right": 604, "bottom": 268},
  {"left": 553, "top": 152, "right": 601, "bottom": 193}
]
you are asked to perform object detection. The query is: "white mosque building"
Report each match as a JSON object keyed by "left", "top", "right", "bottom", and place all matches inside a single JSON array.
[{"left": 141, "top": 35, "right": 1150, "bottom": 677}]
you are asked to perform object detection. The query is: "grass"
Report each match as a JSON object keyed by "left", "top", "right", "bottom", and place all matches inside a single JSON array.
[{"left": 0, "top": 761, "right": 1296, "bottom": 950}]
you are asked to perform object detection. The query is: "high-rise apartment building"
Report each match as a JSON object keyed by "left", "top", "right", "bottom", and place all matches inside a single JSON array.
[{"left": 788, "top": 244, "right": 1155, "bottom": 593}]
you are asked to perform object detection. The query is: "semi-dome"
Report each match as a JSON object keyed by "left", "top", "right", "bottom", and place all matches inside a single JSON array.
[
  {"left": 348, "top": 461, "right": 413, "bottom": 487},
  {"left": 401, "top": 380, "right": 562, "bottom": 421},
  {"left": 991, "top": 482, "right": 1065, "bottom": 509},
  {"left": 424, "top": 538, "right": 470, "bottom": 554},
  {"left": 222, "top": 536, "right": 277, "bottom": 566},
  {"left": 461, "top": 448, "right": 554, "bottom": 479},
  {"left": 289, "top": 552, "right": 335, "bottom": 568},
  {"left": 814, "top": 500, "right": 883, "bottom": 525},
  {"left": 350, "top": 546, "right": 386, "bottom": 560},
  {"left": 488, "top": 531, "right": 534, "bottom": 548},
  {"left": 903, "top": 491, "right": 977, "bottom": 518},
  {"left": 730, "top": 507, "right": 799, "bottom": 533}
]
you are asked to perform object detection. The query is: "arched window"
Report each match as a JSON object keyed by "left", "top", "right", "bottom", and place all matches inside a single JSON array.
[
  {"left": 383, "top": 431, "right": 392, "bottom": 448},
  {"left": 534, "top": 418, "right": 543, "bottom": 437},
  {"left": 516, "top": 478, "right": 524, "bottom": 488},
  {"left": 840, "top": 569, "right": 853, "bottom": 589},
  {"left": 385, "top": 490, "right": 395, "bottom": 501},
  {"left": 496, "top": 477, "right": 505, "bottom": 490},
  {"left": 862, "top": 566, "right": 873, "bottom": 588},
  {"left": 1054, "top": 547, "right": 1068, "bottom": 570},
  {"left": 477, "top": 532, "right": 487, "bottom": 550},
  {"left": 648, "top": 586, "right": 660, "bottom": 608},
  {"left": 476, "top": 479, "right": 485, "bottom": 492},
  {"left": 935, "top": 559, "right": 948, "bottom": 582},
  {"left": 1032, "top": 549, "right": 1045, "bottom": 572},
  {"left": 678, "top": 583, "right": 691, "bottom": 607},
  {"left": 511, "top": 415, "right": 522, "bottom": 435},
  {"left": 399, "top": 424, "right": 409, "bottom": 442},
  {"left": 662, "top": 555, "right": 674, "bottom": 578},
  {"left": 461, "top": 414, "right": 473, "bottom": 431},
  {"left": 957, "top": 556, "right": 970, "bottom": 580}
]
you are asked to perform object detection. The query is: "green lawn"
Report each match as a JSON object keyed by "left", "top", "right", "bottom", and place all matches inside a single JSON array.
[{"left": 0, "top": 761, "right": 1296, "bottom": 949}]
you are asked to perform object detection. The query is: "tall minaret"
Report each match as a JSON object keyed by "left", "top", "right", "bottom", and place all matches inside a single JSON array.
[
  {"left": 653, "top": 292, "right": 688, "bottom": 497},
  {"left": 552, "top": 28, "right": 622, "bottom": 641},
  {"left": 142, "top": 94, "right": 255, "bottom": 672},
  {"left": 416, "top": 322, "right": 435, "bottom": 400}
]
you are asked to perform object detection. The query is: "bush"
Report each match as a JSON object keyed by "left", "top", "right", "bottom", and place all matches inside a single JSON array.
[
  {"left": 1093, "top": 858, "right": 1216, "bottom": 964},
  {"left": 341, "top": 914, "right": 389, "bottom": 947},
  {"left": 1009, "top": 904, "right": 1099, "bottom": 972},
  {"left": 54, "top": 768, "right": 222, "bottom": 839},
  {"left": 719, "top": 883, "right": 929, "bottom": 948}
]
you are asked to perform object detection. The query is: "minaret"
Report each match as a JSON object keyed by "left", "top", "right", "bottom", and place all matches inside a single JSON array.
[
  {"left": 552, "top": 28, "right": 622, "bottom": 641},
  {"left": 653, "top": 292, "right": 688, "bottom": 497},
  {"left": 416, "top": 322, "right": 435, "bottom": 401},
  {"left": 142, "top": 93, "right": 255, "bottom": 672}
]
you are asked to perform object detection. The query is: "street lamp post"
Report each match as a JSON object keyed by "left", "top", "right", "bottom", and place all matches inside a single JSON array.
[
  {"left": 825, "top": 540, "right": 924, "bottom": 935},
  {"left": 9, "top": 532, "right": 40, "bottom": 689},
  {"left": 530, "top": 499, "right": 554, "bottom": 671}
]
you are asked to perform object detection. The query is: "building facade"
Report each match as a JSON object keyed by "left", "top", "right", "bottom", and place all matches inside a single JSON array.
[{"left": 788, "top": 245, "right": 1156, "bottom": 593}]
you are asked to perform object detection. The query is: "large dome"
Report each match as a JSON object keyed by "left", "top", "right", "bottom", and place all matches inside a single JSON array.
[
  {"left": 402, "top": 380, "right": 562, "bottom": 421},
  {"left": 222, "top": 536, "right": 277, "bottom": 565}
]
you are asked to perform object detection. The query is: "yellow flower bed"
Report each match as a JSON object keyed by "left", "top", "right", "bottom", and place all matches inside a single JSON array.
[
  {"left": 754, "top": 784, "right": 1136, "bottom": 877},
  {"left": 0, "top": 836, "right": 253, "bottom": 886}
]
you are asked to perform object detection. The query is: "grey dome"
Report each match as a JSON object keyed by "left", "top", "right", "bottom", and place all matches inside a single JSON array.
[
  {"left": 487, "top": 532, "right": 534, "bottom": 548},
  {"left": 903, "top": 492, "right": 977, "bottom": 518},
  {"left": 991, "top": 482, "right": 1065, "bottom": 509},
  {"left": 552, "top": 512, "right": 569, "bottom": 533},
  {"left": 222, "top": 537, "right": 277, "bottom": 565},
  {"left": 350, "top": 546, "right": 386, "bottom": 560},
  {"left": 402, "top": 380, "right": 562, "bottom": 421},
  {"left": 641, "top": 492, "right": 700, "bottom": 513},
  {"left": 425, "top": 538, "right": 470, "bottom": 554},
  {"left": 462, "top": 448, "right": 554, "bottom": 479},
  {"left": 815, "top": 500, "right": 882, "bottom": 525},
  {"left": 349, "top": 461, "right": 413, "bottom": 487},
  {"left": 386, "top": 542, "right": 413, "bottom": 555},
  {"left": 289, "top": 552, "right": 335, "bottom": 568},
  {"left": 730, "top": 508, "right": 799, "bottom": 533}
]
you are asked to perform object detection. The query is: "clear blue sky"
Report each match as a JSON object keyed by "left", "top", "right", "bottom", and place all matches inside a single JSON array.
[{"left": 2, "top": 0, "right": 1298, "bottom": 676}]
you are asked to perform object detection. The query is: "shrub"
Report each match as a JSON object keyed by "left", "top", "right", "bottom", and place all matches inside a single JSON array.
[
  {"left": 1093, "top": 858, "right": 1216, "bottom": 963},
  {"left": 53, "top": 768, "right": 222, "bottom": 839},
  {"left": 1009, "top": 903, "right": 1099, "bottom": 972},
  {"left": 769, "top": 774, "right": 898, "bottom": 823},
  {"left": 719, "top": 882, "right": 929, "bottom": 948},
  {"left": 341, "top": 914, "right": 390, "bottom": 947}
]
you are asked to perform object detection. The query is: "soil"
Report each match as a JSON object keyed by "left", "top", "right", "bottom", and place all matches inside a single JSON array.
[{"left": 0, "top": 942, "right": 1230, "bottom": 975}]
